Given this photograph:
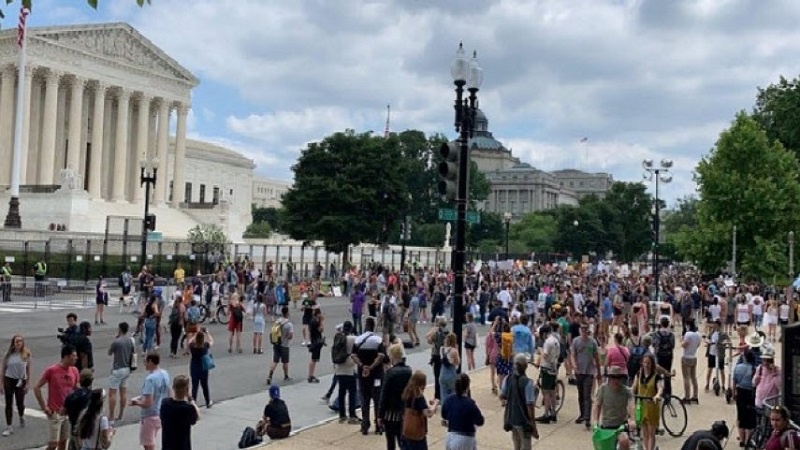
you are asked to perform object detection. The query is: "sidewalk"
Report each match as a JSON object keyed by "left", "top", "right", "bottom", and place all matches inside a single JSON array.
[{"left": 258, "top": 358, "right": 739, "bottom": 450}]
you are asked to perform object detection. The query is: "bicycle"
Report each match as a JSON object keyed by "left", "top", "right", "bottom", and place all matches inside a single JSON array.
[
  {"left": 746, "top": 395, "right": 782, "bottom": 450},
  {"left": 659, "top": 394, "right": 687, "bottom": 437},
  {"left": 198, "top": 298, "right": 230, "bottom": 325},
  {"left": 529, "top": 360, "right": 565, "bottom": 415},
  {"left": 591, "top": 394, "right": 660, "bottom": 450}
]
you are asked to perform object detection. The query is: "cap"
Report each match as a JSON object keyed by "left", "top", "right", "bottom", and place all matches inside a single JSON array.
[{"left": 269, "top": 384, "right": 280, "bottom": 400}]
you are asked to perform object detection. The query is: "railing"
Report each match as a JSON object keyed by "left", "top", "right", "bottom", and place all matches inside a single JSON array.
[{"left": 180, "top": 202, "right": 218, "bottom": 209}]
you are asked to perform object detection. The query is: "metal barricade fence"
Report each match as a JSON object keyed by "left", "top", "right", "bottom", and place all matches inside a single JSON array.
[{"left": 0, "top": 278, "right": 93, "bottom": 309}]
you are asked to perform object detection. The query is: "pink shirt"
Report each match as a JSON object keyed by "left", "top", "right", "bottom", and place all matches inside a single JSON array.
[
  {"left": 606, "top": 344, "right": 630, "bottom": 375},
  {"left": 754, "top": 365, "right": 782, "bottom": 407},
  {"left": 41, "top": 363, "right": 79, "bottom": 412}
]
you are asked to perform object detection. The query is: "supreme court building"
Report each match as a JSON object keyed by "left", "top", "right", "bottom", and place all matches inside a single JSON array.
[{"left": 0, "top": 23, "right": 255, "bottom": 240}]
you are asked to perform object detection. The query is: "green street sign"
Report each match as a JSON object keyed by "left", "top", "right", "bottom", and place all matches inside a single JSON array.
[{"left": 438, "top": 208, "right": 480, "bottom": 224}]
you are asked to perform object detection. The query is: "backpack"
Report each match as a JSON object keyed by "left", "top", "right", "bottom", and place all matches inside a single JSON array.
[
  {"left": 382, "top": 301, "right": 397, "bottom": 323},
  {"left": 627, "top": 339, "right": 646, "bottom": 376},
  {"left": 781, "top": 429, "right": 799, "bottom": 450},
  {"left": 168, "top": 308, "right": 180, "bottom": 326},
  {"left": 232, "top": 305, "right": 244, "bottom": 322},
  {"left": 270, "top": 319, "right": 285, "bottom": 346},
  {"left": 656, "top": 330, "right": 675, "bottom": 357},
  {"left": 431, "top": 329, "right": 446, "bottom": 358},
  {"left": 186, "top": 306, "right": 200, "bottom": 324},
  {"left": 501, "top": 332, "right": 514, "bottom": 360},
  {"left": 331, "top": 332, "right": 348, "bottom": 364},
  {"left": 64, "top": 387, "right": 91, "bottom": 426},
  {"left": 238, "top": 426, "right": 262, "bottom": 449}
]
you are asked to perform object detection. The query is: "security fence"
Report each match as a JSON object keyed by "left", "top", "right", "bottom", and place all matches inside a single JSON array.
[{"left": 0, "top": 237, "right": 453, "bottom": 283}]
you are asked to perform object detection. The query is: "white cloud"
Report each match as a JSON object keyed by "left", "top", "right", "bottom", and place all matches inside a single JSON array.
[{"left": 80, "top": 0, "right": 800, "bottom": 202}]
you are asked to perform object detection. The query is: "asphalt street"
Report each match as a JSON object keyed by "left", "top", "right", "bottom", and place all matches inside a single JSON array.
[{"left": 0, "top": 291, "right": 444, "bottom": 450}]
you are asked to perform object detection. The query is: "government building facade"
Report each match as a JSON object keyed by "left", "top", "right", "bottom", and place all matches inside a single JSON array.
[
  {"left": 0, "top": 22, "right": 260, "bottom": 240},
  {"left": 466, "top": 110, "right": 613, "bottom": 218}
]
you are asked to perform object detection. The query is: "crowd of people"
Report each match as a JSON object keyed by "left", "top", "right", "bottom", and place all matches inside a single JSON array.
[{"left": 4, "top": 256, "right": 800, "bottom": 450}]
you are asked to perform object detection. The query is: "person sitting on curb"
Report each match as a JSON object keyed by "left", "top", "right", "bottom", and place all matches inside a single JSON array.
[{"left": 257, "top": 385, "right": 291, "bottom": 440}]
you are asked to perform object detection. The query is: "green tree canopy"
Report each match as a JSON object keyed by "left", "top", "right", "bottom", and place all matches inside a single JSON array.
[
  {"left": 690, "top": 112, "right": 800, "bottom": 278},
  {"left": 187, "top": 223, "right": 230, "bottom": 254},
  {"left": 242, "top": 221, "right": 272, "bottom": 239},
  {"left": 282, "top": 130, "right": 409, "bottom": 268},
  {"left": 752, "top": 75, "right": 800, "bottom": 161}
]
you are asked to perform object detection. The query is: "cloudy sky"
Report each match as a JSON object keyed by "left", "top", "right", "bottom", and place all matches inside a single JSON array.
[{"left": 8, "top": 0, "right": 800, "bottom": 205}]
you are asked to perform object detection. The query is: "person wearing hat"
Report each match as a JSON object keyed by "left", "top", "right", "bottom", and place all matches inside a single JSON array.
[
  {"left": 592, "top": 365, "right": 636, "bottom": 450},
  {"left": 258, "top": 385, "right": 291, "bottom": 440},
  {"left": 753, "top": 346, "right": 781, "bottom": 409}
]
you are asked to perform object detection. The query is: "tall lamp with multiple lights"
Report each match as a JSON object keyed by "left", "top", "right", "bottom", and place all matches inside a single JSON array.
[
  {"left": 503, "top": 212, "right": 512, "bottom": 260},
  {"left": 443, "top": 42, "right": 482, "bottom": 360},
  {"left": 140, "top": 155, "right": 158, "bottom": 265},
  {"left": 642, "top": 159, "right": 672, "bottom": 301}
]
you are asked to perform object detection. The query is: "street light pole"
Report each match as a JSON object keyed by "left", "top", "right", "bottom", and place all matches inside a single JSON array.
[
  {"left": 790, "top": 231, "right": 795, "bottom": 279},
  {"left": 139, "top": 155, "right": 158, "bottom": 266},
  {"left": 503, "top": 211, "right": 512, "bottom": 260},
  {"left": 450, "top": 43, "right": 482, "bottom": 363},
  {"left": 643, "top": 159, "right": 672, "bottom": 301}
]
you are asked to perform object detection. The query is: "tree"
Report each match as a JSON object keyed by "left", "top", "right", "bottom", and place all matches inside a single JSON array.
[
  {"left": 0, "top": 0, "right": 149, "bottom": 19},
  {"left": 251, "top": 206, "right": 283, "bottom": 232},
  {"left": 691, "top": 112, "right": 800, "bottom": 278},
  {"left": 752, "top": 75, "right": 800, "bottom": 161},
  {"left": 282, "top": 130, "right": 409, "bottom": 273},
  {"left": 601, "top": 182, "right": 653, "bottom": 261},
  {"left": 511, "top": 212, "right": 558, "bottom": 253},
  {"left": 242, "top": 221, "right": 272, "bottom": 239},
  {"left": 187, "top": 223, "right": 230, "bottom": 254},
  {"left": 662, "top": 196, "right": 699, "bottom": 262}
]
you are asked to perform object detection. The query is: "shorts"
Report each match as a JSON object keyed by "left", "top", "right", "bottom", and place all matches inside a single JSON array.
[
  {"left": 726, "top": 315, "right": 735, "bottom": 325},
  {"left": 302, "top": 315, "right": 312, "bottom": 325},
  {"left": 707, "top": 354, "right": 725, "bottom": 369},
  {"left": 780, "top": 319, "right": 789, "bottom": 326},
  {"left": 465, "top": 343, "right": 476, "bottom": 350},
  {"left": 47, "top": 414, "right": 69, "bottom": 443},
  {"left": 122, "top": 286, "right": 131, "bottom": 296},
  {"left": 108, "top": 367, "right": 131, "bottom": 390},
  {"left": 737, "top": 321, "right": 750, "bottom": 327},
  {"left": 273, "top": 345, "right": 290, "bottom": 363},
  {"left": 96, "top": 297, "right": 106, "bottom": 306},
  {"left": 539, "top": 368, "right": 557, "bottom": 391},
  {"left": 139, "top": 416, "right": 161, "bottom": 447},
  {"left": 309, "top": 343, "right": 322, "bottom": 361}
]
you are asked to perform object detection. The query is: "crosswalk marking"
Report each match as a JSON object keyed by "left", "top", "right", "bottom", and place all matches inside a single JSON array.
[{"left": 0, "top": 299, "right": 93, "bottom": 314}]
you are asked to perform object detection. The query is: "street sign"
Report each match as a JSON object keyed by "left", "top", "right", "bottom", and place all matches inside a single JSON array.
[
  {"left": 438, "top": 208, "right": 481, "bottom": 224},
  {"left": 147, "top": 231, "right": 163, "bottom": 242}
]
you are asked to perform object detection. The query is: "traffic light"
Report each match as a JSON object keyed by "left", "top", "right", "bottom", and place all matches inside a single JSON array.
[
  {"left": 144, "top": 213, "right": 157, "bottom": 231},
  {"left": 437, "top": 142, "right": 459, "bottom": 201}
]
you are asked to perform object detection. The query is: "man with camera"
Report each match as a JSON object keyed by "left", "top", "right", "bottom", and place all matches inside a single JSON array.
[{"left": 57, "top": 313, "right": 80, "bottom": 346}]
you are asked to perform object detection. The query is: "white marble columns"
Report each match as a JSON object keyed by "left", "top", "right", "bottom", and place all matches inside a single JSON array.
[
  {"left": 0, "top": 66, "right": 190, "bottom": 205},
  {"left": 171, "top": 103, "right": 188, "bottom": 207}
]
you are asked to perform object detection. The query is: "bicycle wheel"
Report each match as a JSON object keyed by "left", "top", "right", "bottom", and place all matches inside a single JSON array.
[
  {"left": 197, "top": 304, "right": 208, "bottom": 323},
  {"left": 554, "top": 380, "right": 565, "bottom": 414},
  {"left": 661, "top": 395, "right": 687, "bottom": 437},
  {"left": 216, "top": 304, "right": 229, "bottom": 325}
]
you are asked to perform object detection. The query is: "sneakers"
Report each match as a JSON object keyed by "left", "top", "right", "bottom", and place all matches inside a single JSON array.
[
  {"left": 321, "top": 395, "right": 330, "bottom": 401},
  {"left": 308, "top": 376, "right": 320, "bottom": 383},
  {"left": 18, "top": 417, "right": 24, "bottom": 428},
  {"left": 339, "top": 417, "right": 347, "bottom": 424},
  {"left": 206, "top": 401, "right": 214, "bottom": 409},
  {"left": 347, "top": 417, "right": 361, "bottom": 425},
  {"left": 1, "top": 426, "right": 12, "bottom": 437}
]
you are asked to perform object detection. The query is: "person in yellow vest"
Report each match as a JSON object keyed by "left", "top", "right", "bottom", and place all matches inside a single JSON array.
[
  {"left": 34, "top": 260, "right": 47, "bottom": 297},
  {"left": 174, "top": 263, "right": 186, "bottom": 290},
  {"left": 1, "top": 261, "right": 12, "bottom": 302}
]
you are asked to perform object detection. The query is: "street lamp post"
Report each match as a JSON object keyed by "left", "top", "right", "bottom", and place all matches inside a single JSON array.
[
  {"left": 643, "top": 159, "right": 672, "bottom": 301},
  {"left": 450, "top": 43, "right": 482, "bottom": 361},
  {"left": 790, "top": 231, "right": 795, "bottom": 279},
  {"left": 503, "top": 212, "right": 512, "bottom": 260},
  {"left": 139, "top": 155, "right": 158, "bottom": 266}
]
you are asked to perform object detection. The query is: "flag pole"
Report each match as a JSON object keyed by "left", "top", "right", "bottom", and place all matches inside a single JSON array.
[{"left": 4, "top": 7, "right": 29, "bottom": 228}]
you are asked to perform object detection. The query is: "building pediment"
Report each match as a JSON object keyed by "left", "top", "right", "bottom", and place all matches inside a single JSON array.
[{"left": 30, "top": 22, "right": 198, "bottom": 86}]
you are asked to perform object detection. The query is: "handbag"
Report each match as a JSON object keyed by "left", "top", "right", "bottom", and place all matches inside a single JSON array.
[
  {"left": 402, "top": 398, "right": 426, "bottom": 441},
  {"left": 129, "top": 337, "right": 138, "bottom": 371},
  {"left": 202, "top": 353, "right": 216, "bottom": 371},
  {"left": 95, "top": 417, "right": 113, "bottom": 450}
]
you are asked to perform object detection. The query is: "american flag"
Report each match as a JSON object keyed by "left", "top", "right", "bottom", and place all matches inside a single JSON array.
[
  {"left": 579, "top": 137, "right": 588, "bottom": 143},
  {"left": 17, "top": 6, "right": 30, "bottom": 48}
]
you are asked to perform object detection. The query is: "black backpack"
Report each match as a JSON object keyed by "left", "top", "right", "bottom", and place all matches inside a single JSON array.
[
  {"left": 64, "top": 387, "right": 91, "bottom": 426},
  {"left": 382, "top": 301, "right": 396, "bottom": 323},
  {"left": 331, "top": 332, "right": 348, "bottom": 364},
  {"left": 238, "top": 426, "right": 262, "bottom": 448},
  {"left": 628, "top": 340, "right": 646, "bottom": 376},
  {"left": 656, "top": 331, "right": 675, "bottom": 357}
]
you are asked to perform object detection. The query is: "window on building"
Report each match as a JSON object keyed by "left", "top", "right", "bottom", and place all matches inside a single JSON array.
[
  {"left": 168, "top": 181, "right": 173, "bottom": 202},
  {"left": 199, "top": 184, "right": 206, "bottom": 203},
  {"left": 213, "top": 186, "right": 220, "bottom": 205},
  {"left": 185, "top": 182, "right": 192, "bottom": 203}
]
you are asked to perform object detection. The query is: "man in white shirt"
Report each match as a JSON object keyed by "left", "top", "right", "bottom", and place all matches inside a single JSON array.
[
  {"left": 497, "top": 285, "right": 513, "bottom": 310},
  {"left": 572, "top": 287, "right": 585, "bottom": 314},
  {"left": 680, "top": 318, "right": 702, "bottom": 403}
]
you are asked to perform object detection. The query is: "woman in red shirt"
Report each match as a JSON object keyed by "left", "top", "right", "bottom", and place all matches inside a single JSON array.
[{"left": 604, "top": 332, "right": 630, "bottom": 381}]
